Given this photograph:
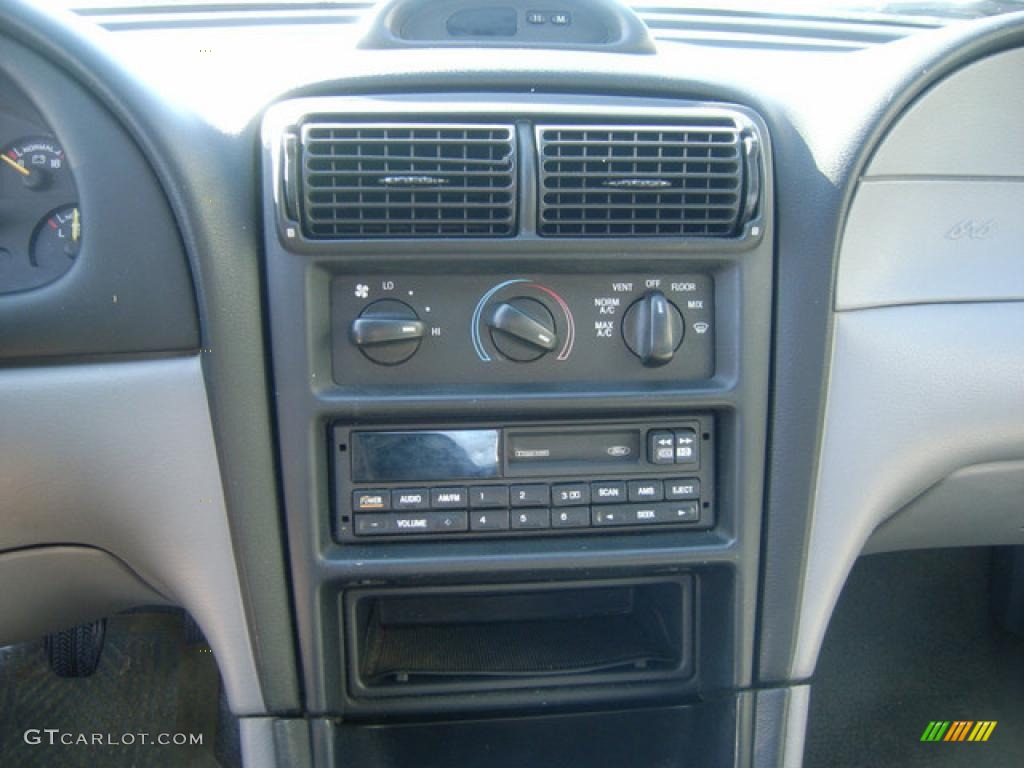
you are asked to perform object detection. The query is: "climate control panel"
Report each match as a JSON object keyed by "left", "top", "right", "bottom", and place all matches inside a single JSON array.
[{"left": 331, "top": 273, "right": 713, "bottom": 386}]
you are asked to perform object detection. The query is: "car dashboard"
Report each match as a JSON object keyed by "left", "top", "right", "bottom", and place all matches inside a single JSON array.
[{"left": 1, "top": 1, "right": 1023, "bottom": 766}]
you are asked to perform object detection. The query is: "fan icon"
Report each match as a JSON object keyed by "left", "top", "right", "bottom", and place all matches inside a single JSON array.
[{"left": 354, "top": 284, "right": 369, "bottom": 299}]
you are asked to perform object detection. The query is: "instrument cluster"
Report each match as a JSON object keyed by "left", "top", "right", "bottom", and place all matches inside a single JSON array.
[{"left": 0, "top": 76, "right": 80, "bottom": 295}]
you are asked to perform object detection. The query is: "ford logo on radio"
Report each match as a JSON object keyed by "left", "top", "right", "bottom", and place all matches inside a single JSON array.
[{"left": 607, "top": 445, "right": 632, "bottom": 457}]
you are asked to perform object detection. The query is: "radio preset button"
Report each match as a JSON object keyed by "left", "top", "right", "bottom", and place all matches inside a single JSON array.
[
  {"left": 471, "top": 509, "right": 511, "bottom": 531},
  {"left": 510, "top": 484, "right": 550, "bottom": 507},
  {"left": 648, "top": 430, "right": 676, "bottom": 465},
  {"left": 354, "top": 490, "right": 391, "bottom": 512},
  {"left": 431, "top": 487, "right": 468, "bottom": 509},
  {"left": 628, "top": 480, "right": 664, "bottom": 502},
  {"left": 666, "top": 479, "right": 700, "bottom": 500},
  {"left": 469, "top": 485, "right": 510, "bottom": 509},
  {"left": 552, "top": 507, "right": 591, "bottom": 528},
  {"left": 393, "top": 489, "right": 430, "bottom": 510},
  {"left": 674, "top": 429, "right": 699, "bottom": 464},
  {"left": 511, "top": 508, "right": 551, "bottom": 529},
  {"left": 552, "top": 483, "right": 590, "bottom": 507},
  {"left": 591, "top": 481, "right": 627, "bottom": 504}
]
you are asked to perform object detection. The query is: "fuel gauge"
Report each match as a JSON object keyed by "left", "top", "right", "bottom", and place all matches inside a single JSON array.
[{"left": 31, "top": 205, "right": 81, "bottom": 268}]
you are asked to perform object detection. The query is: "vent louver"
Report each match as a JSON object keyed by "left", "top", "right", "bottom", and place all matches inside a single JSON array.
[
  {"left": 300, "top": 123, "right": 516, "bottom": 238},
  {"left": 536, "top": 121, "right": 748, "bottom": 237}
]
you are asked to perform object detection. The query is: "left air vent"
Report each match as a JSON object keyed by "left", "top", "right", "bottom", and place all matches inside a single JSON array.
[{"left": 299, "top": 123, "right": 517, "bottom": 238}]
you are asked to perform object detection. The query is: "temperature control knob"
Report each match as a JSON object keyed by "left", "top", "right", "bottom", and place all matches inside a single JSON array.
[
  {"left": 350, "top": 299, "right": 425, "bottom": 365},
  {"left": 621, "top": 290, "right": 684, "bottom": 367},
  {"left": 486, "top": 297, "right": 558, "bottom": 362}
]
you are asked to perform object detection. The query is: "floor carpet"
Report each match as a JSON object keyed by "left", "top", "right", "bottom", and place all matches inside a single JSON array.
[
  {"left": 805, "top": 547, "right": 1024, "bottom": 767},
  {"left": 0, "top": 610, "right": 239, "bottom": 768}
]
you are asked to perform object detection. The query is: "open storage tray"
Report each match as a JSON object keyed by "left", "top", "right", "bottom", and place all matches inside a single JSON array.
[{"left": 344, "top": 576, "right": 694, "bottom": 698}]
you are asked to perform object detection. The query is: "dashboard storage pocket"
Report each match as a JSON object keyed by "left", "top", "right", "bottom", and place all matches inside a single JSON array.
[{"left": 344, "top": 577, "right": 693, "bottom": 698}]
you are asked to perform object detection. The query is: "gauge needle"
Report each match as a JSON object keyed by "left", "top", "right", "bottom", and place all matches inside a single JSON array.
[
  {"left": 0, "top": 153, "right": 30, "bottom": 177},
  {"left": 72, "top": 208, "right": 81, "bottom": 242}
]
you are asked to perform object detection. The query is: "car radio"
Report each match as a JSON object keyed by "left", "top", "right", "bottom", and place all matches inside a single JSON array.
[{"left": 332, "top": 417, "right": 715, "bottom": 542}]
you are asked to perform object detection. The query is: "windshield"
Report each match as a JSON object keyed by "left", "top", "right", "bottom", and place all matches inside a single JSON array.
[{"left": 46, "top": 0, "right": 1024, "bottom": 21}]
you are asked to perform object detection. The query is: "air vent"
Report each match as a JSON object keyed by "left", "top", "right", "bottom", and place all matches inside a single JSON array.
[
  {"left": 300, "top": 123, "right": 517, "bottom": 238},
  {"left": 536, "top": 122, "right": 749, "bottom": 237}
]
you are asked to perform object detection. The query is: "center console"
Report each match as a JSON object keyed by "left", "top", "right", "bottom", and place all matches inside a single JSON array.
[{"left": 261, "top": 92, "right": 772, "bottom": 762}]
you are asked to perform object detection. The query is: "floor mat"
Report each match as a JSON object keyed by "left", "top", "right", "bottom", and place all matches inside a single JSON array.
[
  {"left": 805, "top": 547, "right": 1024, "bottom": 767},
  {"left": 0, "top": 611, "right": 237, "bottom": 768}
]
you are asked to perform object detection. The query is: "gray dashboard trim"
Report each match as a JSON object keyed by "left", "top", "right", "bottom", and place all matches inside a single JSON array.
[
  {"left": 759, "top": 13, "right": 1024, "bottom": 686},
  {"left": 239, "top": 718, "right": 279, "bottom": 768},
  {"left": 750, "top": 685, "right": 811, "bottom": 768},
  {"left": 865, "top": 48, "right": 1024, "bottom": 178},
  {"left": 837, "top": 179, "right": 1024, "bottom": 309},
  {"left": 781, "top": 685, "right": 809, "bottom": 768},
  {"left": 0, "top": 35, "right": 199, "bottom": 360},
  {"left": 0, "top": 546, "right": 169, "bottom": 644},
  {"left": 0, "top": 0, "right": 301, "bottom": 712},
  {"left": 864, "top": 460, "right": 1024, "bottom": 554},
  {"left": 796, "top": 303, "right": 1024, "bottom": 679},
  {"left": 0, "top": 356, "right": 265, "bottom": 713}
]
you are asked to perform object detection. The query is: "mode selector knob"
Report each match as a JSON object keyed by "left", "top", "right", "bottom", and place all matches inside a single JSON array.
[
  {"left": 622, "top": 290, "right": 684, "bottom": 367},
  {"left": 487, "top": 297, "right": 558, "bottom": 362},
  {"left": 350, "top": 299, "right": 425, "bottom": 365}
]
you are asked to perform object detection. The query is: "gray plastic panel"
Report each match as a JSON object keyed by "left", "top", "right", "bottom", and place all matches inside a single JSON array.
[
  {"left": 796, "top": 304, "right": 1024, "bottom": 679},
  {"left": 864, "top": 461, "right": 1024, "bottom": 554},
  {"left": 0, "top": 35, "right": 199, "bottom": 360},
  {"left": 0, "top": 546, "right": 168, "bottom": 644},
  {"left": 239, "top": 718, "right": 280, "bottom": 768},
  {"left": 0, "top": 356, "right": 264, "bottom": 713},
  {"left": 751, "top": 685, "right": 810, "bottom": 768},
  {"left": 866, "top": 48, "right": 1024, "bottom": 178},
  {"left": 837, "top": 180, "right": 1024, "bottom": 309},
  {"left": 262, "top": 93, "right": 773, "bottom": 716},
  {"left": 0, "top": 0, "right": 299, "bottom": 712},
  {"left": 782, "top": 685, "right": 810, "bottom": 768}
]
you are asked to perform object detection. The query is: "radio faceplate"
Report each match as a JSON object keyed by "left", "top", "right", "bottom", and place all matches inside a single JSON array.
[
  {"left": 332, "top": 273, "right": 714, "bottom": 386},
  {"left": 333, "top": 417, "right": 715, "bottom": 542}
]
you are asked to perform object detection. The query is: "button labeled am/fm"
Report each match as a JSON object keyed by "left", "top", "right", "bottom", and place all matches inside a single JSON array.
[{"left": 431, "top": 487, "right": 468, "bottom": 509}]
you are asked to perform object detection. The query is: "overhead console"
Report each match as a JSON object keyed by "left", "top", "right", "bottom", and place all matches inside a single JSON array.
[{"left": 261, "top": 92, "right": 772, "bottom": 729}]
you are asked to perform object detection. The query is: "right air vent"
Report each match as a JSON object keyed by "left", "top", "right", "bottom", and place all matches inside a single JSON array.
[{"left": 536, "top": 120, "right": 755, "bottom": 237}]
